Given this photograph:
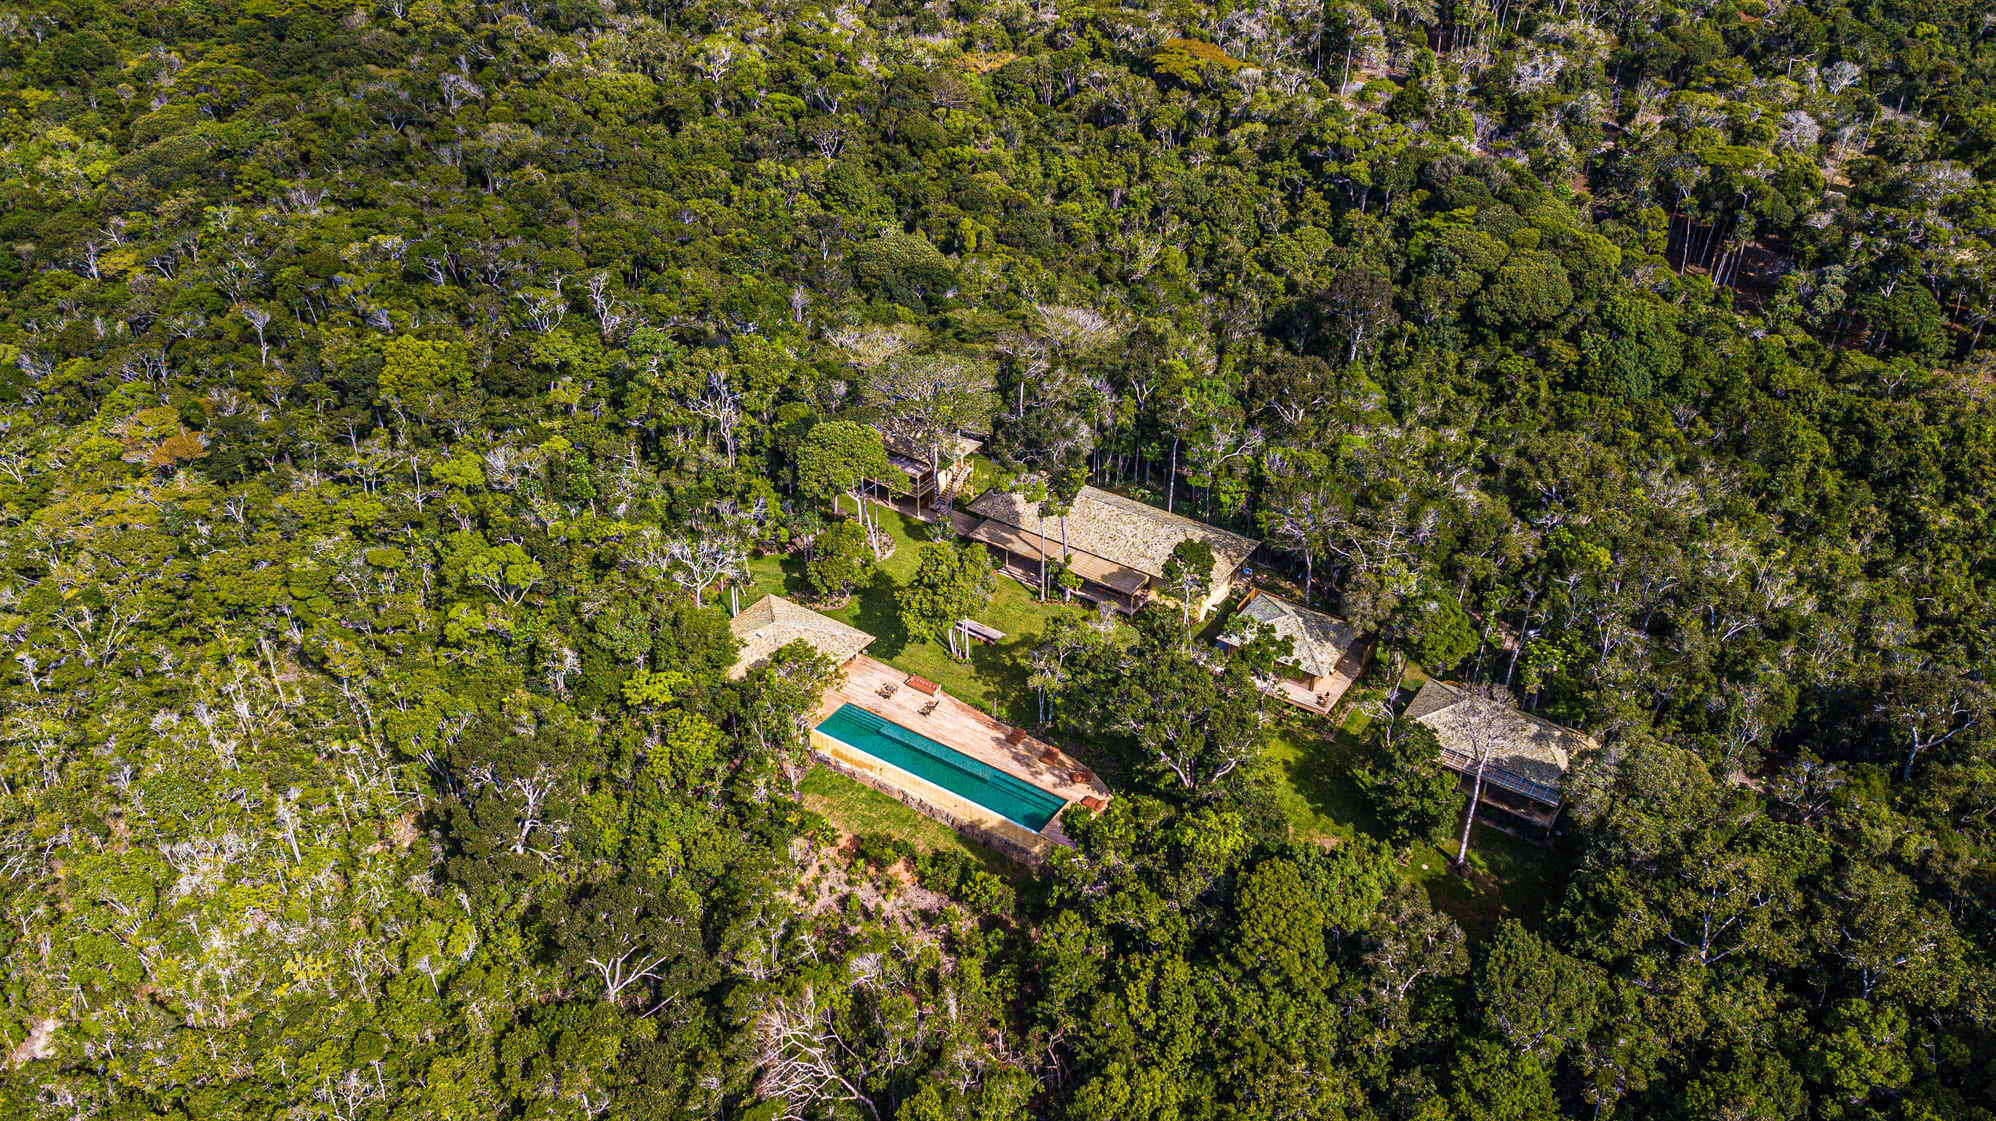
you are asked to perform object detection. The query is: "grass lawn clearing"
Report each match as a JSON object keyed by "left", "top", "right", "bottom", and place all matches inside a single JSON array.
[
  {"left": 745, "top": 503, "right": 1119, "bottom": 726},
  {"left": 1405, "top": 827, "right": 1569, "bottom": 939},
  {"left": 798, "top": 765, "right": 989, "bottom": 857},
  {"left": 1264, "top": 715, "right": 1365, "bottom": 847},
  {"left": 1265, "top": 681, "right": 1568, "bottom": 939}
]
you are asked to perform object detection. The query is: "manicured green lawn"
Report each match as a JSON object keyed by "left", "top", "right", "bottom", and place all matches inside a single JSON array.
[
  {"left": 744, "top": 503, "right": 1111, "bottom": 726},
  {"left": 798, "top": 765, "right": 983, "bottom": 856},
  {"left": 1264, "top": 714, "right": 1366, "bottom": 846}
]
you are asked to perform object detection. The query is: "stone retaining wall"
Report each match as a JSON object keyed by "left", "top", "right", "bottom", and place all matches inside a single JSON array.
[{"left": 810, "top": 729, "right": 1056, "bottom": 862}]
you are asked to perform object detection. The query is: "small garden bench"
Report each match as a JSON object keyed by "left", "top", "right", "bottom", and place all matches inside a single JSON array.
[{"left": 959, "top": 619, "right": 1006, "bottom": 646}]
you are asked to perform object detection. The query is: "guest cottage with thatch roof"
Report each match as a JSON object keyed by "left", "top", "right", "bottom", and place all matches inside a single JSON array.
[
  {"left": 1217, "top": 590, "right": 1372, "bottom": 713},
  {"left": 1406, "top": 678, "right": 1597, "bottom": 829},
  {"left": 728, "top": 595, "right": 876, "bottom": 680}
]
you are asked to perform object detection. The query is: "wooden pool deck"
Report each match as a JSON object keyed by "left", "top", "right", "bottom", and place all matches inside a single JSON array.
[{"left": 813, "top": 655, "right": 1111, "bottom": 859}]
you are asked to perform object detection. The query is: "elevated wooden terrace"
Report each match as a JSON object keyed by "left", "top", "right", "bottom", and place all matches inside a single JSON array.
[{"left": 1265, "top": 642, "right": 1368, "bottom": 715}]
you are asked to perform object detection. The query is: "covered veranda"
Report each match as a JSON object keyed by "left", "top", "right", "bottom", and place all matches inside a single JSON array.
[{"left": 958, "top": 517, "right": 1149, "bottom": 614}]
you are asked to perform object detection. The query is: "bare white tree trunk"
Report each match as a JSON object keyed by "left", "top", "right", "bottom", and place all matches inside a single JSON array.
[{"left": 1456, "top": 753, "right": 1490, "bottom": 867}]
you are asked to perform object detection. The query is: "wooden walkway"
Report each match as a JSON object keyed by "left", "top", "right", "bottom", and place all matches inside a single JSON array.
[{"left": 819, "top": 655, "right": 1111, "bottom": 810}]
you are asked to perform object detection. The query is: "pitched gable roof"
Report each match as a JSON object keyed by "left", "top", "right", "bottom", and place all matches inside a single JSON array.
[
  {"left": 728, "top": 595, "right": 876, "bottom": 680},
  {"left": 966, "top": 485, "right": 1258, "bottom": 582},
  {"left": 1222, "top": 592, "right": 1366, "bottom": 679},
  {"left": 1407, "top": 679, "right": 1596, "bottom": 806},
  {"left": 881, "top": 430, "right": 982, "bottom": 468}
]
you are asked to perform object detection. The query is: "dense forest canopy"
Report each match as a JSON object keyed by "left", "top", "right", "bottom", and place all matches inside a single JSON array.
[{"left": 3, "top": 0, "right": 1996, "bottom": 1117}]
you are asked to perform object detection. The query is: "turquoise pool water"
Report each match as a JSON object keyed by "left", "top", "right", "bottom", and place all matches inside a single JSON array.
[{"left": 815, "top": 704, "right": 1066, "bottom": 832}]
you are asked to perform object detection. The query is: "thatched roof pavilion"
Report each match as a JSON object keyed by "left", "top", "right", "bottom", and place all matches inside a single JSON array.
[
  {"left": 1407, "top": 679, "right": 1597, "bottom": 823},
  {"left": 728, "top": 595, "right": 876, "bottom": 680},
  {"left": 1218, "top": 590, "right": 1371, "bottom": 712}
]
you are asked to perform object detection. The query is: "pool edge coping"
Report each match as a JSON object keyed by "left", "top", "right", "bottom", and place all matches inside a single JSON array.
[{"left": 813, "top": 710, "right": 1071, "bottom": 836}]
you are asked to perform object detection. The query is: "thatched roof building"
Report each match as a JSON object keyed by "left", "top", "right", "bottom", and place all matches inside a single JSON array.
[
  {"left": 964, "top": 485, "right": 1258, "bottom": 613},
  {"left": 882, "top": 431, "right": 981, "bottom": 468},
  {"left": 728, "top": 595, "right": 876, "bottom": 680},
  {"left": 1222, "top": 591, "right": 1364, "bottom": 679},
  {"left": 1406, "top": 679, "right": 1597, "bottom": 823},
  {"left": 871, "top": 431, "right": 982, "bottom": 515},
  {"left": 1218, "top": 590, "right": 1371, "bottom": 712}
]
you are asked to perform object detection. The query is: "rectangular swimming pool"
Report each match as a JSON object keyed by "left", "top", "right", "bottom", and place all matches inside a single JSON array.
[{"left": 814, "top": 704, "right": 1067, "bottom": 832}]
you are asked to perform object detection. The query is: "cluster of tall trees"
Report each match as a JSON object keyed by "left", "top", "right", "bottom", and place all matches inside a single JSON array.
[{"left": 3, "top": 0, "right": 1996, "bottom": 1117}]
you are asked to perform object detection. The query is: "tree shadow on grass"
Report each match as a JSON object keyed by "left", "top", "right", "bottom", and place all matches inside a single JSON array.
[
  {"left": 1411, "top": 827, "right": 1569, "bottom": 940},
  {"left": 746, "top": 549, "right": 808, "bottom": 600},
  {"left": 967, "top": 839, "right": 1039, "bottom": 895},
  {"left": 967, "top": 642, "right": 1036, "bottom": 726},
  {"left": 1276, "top": 716, "right": 1385, "bottom": 836},
  {"left": 847, "top": 566, "right": 911, "bottom": 659}
]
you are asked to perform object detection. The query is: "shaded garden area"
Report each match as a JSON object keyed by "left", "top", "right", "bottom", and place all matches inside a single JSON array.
[{"left": 744, "top": 502, "right": 1079, "bottom": 726}]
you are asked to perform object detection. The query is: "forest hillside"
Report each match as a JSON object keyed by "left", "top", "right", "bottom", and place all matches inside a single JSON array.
[{"left": 3, "top": 0, "right": 1996, "bottom": 1118}]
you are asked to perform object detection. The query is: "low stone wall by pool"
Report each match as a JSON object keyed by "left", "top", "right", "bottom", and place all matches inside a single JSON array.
[{"left": 810, "top": 728, "right": 1058, "bottom": 862}]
